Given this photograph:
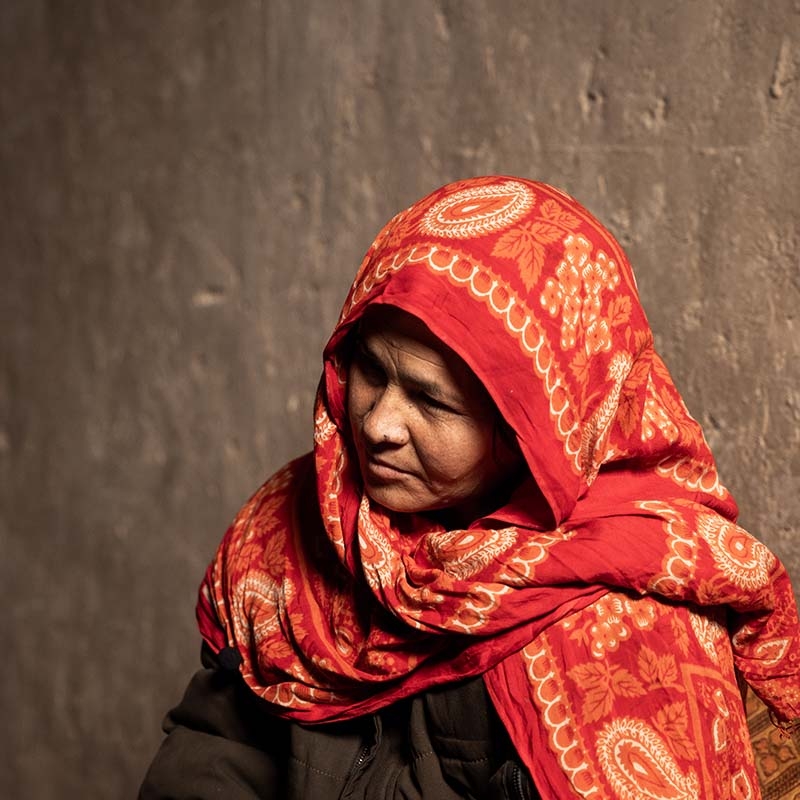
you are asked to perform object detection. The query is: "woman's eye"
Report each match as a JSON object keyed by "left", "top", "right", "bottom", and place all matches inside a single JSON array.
[
  {"left": 354, "top": 351, "right": 384, "bottom": 384},
  {"left": 418, "top": 392, "right": 452, "bottom": 413}
]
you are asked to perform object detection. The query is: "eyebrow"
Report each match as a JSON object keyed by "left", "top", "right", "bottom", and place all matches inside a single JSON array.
[{"left": 356, "top": 336, "right": 463, "bottom": 407}]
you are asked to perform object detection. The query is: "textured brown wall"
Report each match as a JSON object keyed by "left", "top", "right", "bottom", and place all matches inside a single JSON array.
[{"left": 2, "top": 1, "right": 798, "bottom": 796}]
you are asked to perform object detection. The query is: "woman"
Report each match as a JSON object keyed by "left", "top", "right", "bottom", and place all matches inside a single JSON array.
[{"left": 141, "top": 177, "right": 800, "bottom": 799}]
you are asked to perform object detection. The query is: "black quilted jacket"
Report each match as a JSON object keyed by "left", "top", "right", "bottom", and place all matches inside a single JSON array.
[{"left": 139, "top": 645, "right": 537, "bottom": 799}]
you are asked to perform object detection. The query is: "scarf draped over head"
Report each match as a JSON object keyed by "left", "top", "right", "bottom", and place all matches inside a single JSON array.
[{"left": 199, "top": 176, "right": 800, "bottom": 799}]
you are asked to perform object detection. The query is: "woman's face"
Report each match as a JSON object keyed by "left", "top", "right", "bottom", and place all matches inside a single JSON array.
[{"left": 346, "top": 306, "right": 522, "bottom": 524}]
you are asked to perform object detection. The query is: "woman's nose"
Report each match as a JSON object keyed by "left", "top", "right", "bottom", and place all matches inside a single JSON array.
[{"left": 361, "top": 389, "right": 409, "bottom": 446}]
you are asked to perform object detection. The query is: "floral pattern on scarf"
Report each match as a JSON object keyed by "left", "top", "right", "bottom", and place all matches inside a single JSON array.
[{"left": 199, "top": 177, "right": 800, "bottom": 799}]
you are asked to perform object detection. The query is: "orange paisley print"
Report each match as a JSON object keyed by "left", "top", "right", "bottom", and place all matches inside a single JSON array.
[
  {"left": 198, "top": 177, "right": 800, "bottom": 799},
  {"left": 419, "top": 178, "right": 535, "bottom": 239}
]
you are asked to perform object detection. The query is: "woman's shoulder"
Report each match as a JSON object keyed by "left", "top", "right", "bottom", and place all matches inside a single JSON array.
[{"left": 226, "top": 452, "right": 316, "bottom": 536}]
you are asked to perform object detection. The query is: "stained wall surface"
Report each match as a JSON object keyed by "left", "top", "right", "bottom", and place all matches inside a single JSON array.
[{"left": 2, "top": 2, "right": 798, "bottom": 796}]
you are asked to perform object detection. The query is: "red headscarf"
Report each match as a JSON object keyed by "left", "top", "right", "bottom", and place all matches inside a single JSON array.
[{"left": 199, "top": 177, "right": 800, "bottom": 799}]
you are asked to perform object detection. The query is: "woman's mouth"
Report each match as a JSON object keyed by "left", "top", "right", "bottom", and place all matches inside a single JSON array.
[{"left": 363, "top": 457, "right": 411, "bottom": 482}]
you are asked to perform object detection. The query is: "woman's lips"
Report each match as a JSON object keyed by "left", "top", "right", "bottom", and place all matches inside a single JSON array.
[{"left": 363, "top": 457, "right": 411, "bottom": 481}]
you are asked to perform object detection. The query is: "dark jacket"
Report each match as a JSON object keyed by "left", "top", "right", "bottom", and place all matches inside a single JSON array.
[{"left": 140, "top": 646, "right": 537, "bottom": 799}]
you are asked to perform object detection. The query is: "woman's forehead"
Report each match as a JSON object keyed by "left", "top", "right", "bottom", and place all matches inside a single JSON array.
[
  {"left": 359, "top": 306, "right": 489, "bottom": 397},
  {"left": 360, "top": 306, "right": 446, "bottom": 356}
]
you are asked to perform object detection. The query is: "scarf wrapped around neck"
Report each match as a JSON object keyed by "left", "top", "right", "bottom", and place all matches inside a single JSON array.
[{"left": 198, "top": 176, "right": 800, "bottom": 799}]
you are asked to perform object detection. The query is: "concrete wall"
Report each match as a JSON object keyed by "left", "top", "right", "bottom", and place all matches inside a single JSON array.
[{"left": 2, "top": 1, "right": 798, "bottom": 796}]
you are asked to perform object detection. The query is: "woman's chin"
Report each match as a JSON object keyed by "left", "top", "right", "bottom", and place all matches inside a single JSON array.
[{"left": 363, "top": 484, "right": 424, "bottom": 516}]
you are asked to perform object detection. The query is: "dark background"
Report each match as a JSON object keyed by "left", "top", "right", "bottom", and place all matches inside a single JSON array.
[{"left": 2, "top": 2, "right": 798, "bottom": 796}]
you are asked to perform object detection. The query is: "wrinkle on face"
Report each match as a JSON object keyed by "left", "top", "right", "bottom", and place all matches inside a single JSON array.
[{"left": 346, "top": 306, "right": 524, "bottom": 526}]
